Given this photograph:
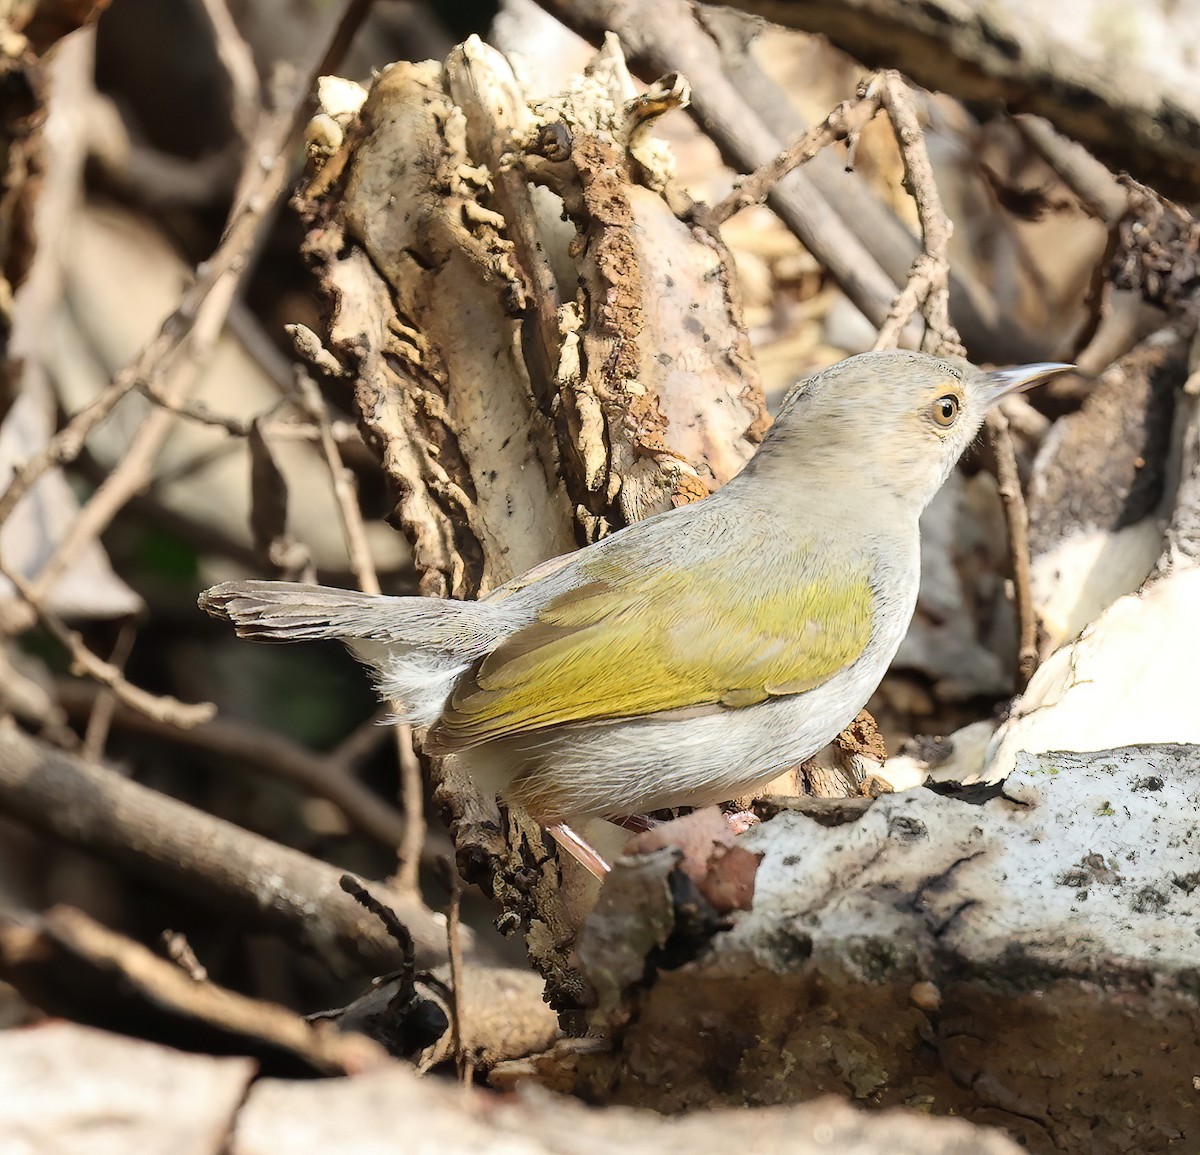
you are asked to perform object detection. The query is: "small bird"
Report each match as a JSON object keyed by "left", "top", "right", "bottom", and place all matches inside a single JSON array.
[{"left": 200, "top": 351, "right": 1070, "bottom": 873}]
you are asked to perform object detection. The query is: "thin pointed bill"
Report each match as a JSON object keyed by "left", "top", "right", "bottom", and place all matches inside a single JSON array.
[{"left": 984, "top": 362, "right": 1075, "bottom": 405}]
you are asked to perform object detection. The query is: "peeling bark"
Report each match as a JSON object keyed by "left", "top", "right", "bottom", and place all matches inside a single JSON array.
[{"left": 296, "top": 37, "right": 767, "bottom": 1000}]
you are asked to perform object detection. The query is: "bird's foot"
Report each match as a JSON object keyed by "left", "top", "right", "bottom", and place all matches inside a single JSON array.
[{"left": 546, "top": 810, "right": 758, "bottom": 882}]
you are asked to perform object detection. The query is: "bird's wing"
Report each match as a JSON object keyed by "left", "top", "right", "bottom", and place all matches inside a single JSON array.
[{"left": 426, "top": 530, "right": 875, "bottom": 753}]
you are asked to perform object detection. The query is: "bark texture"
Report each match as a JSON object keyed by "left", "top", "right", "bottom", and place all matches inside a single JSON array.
[
  {"left": 296, "top": 36, "right": 767, "bottom": 1003},
  {"left": 571, "top": 746, "right": 1200, "bottom": 1152}
]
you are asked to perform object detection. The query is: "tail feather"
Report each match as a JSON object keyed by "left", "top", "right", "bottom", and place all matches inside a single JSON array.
[
  {"left": 199, "top": 580, "right": 385, "bottom": 641},
  {"left": 199, "top": 580, "right": 512, "bottom": 729},
  {"left": 198, "top": 580, "right": 503, "bottom": 650}
]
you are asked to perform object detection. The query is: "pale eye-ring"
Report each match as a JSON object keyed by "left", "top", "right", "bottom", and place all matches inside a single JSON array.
[{"left": 931, "top": 394, "right": 960, "bottom": 428}]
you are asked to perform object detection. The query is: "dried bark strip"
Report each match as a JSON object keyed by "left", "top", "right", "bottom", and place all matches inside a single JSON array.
[{"left": 297, "top": 37, "right": 768, "bottom": 1002}]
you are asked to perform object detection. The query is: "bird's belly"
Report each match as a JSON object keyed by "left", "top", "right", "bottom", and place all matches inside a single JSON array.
[{"left": 500, "top": 650, "right": 891, "bottom": 820}]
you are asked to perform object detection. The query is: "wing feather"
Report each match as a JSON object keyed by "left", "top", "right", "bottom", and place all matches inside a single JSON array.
[{"left": 424, "top": 537, "right": 875, "bottom": 754}]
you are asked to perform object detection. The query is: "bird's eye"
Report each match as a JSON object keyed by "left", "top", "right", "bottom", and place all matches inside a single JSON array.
[{"left": 931, "top": 394, "right": 960, "bottom": 427}]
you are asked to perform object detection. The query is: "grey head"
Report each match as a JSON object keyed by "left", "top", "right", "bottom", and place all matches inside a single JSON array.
[{"left": 753, "top": 349, "right": 1073, "bottom": 512}]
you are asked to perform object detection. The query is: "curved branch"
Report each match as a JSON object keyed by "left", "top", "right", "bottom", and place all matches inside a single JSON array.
[{"left": 0, "top": 720, "right": 454, "bottom": 972}]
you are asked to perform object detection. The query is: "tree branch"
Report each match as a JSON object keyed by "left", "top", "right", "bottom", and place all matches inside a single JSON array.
[
  {"left": 0, "top": 719, "right": 455, "bottom": 972},
  {"left": 708, "top": 0, "right": 1200, "bottom": 199}
]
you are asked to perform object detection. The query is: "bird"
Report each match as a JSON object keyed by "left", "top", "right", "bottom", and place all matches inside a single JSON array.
[{"left": 199, "top": 350, "right": 1071, "bottom": 875}]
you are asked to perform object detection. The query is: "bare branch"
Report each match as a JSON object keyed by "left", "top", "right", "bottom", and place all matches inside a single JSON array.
[
  {"left": 708, "top": 79, "right": 884, "bottom": 226},
  {"left": 394, "top": 723, "right": 426, "bottom": 893},
  {"left": 873, "top": 73, "right": 964, "bottom": 357},
  {"left": 295, "top": 374, "right": 380, "bottom": 596},
  {"left": 0, "top": 560, "right": 215, "bottom": 729},
  {"left": 987, "top": 410, "right": 1039, "bottom": 690},
  {"left": 54, "top": 680, "right": 414, "bottom": 852},
  {"left": 0, "top": 906, "right": 389, "bottom": 1075},
  {"left": 535, "top": 0, "right": 905, "bottom": 333},
  {"left": 293, "top": 371, "right": 430, "bottom": 887},
  {"left": 0, "top": 719, "right": 456, "bottom": 971}
]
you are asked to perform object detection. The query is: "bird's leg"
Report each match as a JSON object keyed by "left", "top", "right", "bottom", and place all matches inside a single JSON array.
[{"left": 546, "top": 822, "right": 611, "bottom": 879}]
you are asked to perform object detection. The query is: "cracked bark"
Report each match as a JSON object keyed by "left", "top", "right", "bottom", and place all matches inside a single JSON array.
[
  {"left": 569, "top": 748, "right": 1200, "bottom": 1153},
  {"left": 296, "top": 37, "right": 766, "bottom": 1005}
]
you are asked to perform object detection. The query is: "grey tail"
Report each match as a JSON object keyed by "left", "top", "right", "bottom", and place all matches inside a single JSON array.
[
  {"left": 197, "top": 580, "right": 408, "bottom": 642},
  {"left": 200, "top": 580, "right": 511, "bottom": 728},
  {"left": 197, "top": 579, "right": 504, "bottom": 650}
]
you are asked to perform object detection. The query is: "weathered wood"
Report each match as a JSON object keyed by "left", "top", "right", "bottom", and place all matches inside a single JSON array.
[
  {"left": 711, "top": 0, "right": 1200, "bottom": 199},
  {"left": 573, "top": 746, "right": 1200, "bottom": 1152},
  {"left": 295, "top": 37, "right": 767, "bottom": 1003}
]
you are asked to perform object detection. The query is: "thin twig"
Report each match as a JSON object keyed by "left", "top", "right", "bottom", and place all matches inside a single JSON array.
[
  {"left": 161, "top": 930, "right": 209, "bottom": 982},
  {"left": 988, "top": 409, "right": 1039, "bottom": 690},
  {"left": 287, "top": 322, "right": 350, "bottom": 380},
  {"left": 294, "top": 371, "right": 429, "bottom": 888},
  {"left": 137, "top": 385, "right": 260, "bottom": 436},
  {"left": 0, "top": 561, "right": 215, "bottom": 729},
  {"left": 873, "top": 73, "right": 964, "bottom": 356},
  {"left": 327, "top": 704, "right": 392, "bottom": 764},
  {"left": 873, "top": 254, "right": 939, "bottom": 352},
  {"left": 311, "top": 0, "right": 375, "bottom": 83},
  {"left": 0, "top": 647, "right": 78, "bottom": 749},
  {"left": 693, "top": 4, "right": 1045, "bottom": 362},
  {"left": 82, "top": 619, "right": 137, "bottom": 760},
  {"left": 878, "top": 74, "right": 1034, "bottom": 686},
  {"left": 0, "top": 907, "right": 389, "bottom": 1075},
  {"left": 394, "top": 722, "right": 426, "bottom": 892},
  {"left": 27, "top": 400, "right": 195, "bottom": 603},
  {"left": 132, "top": 381, "right": 359, "bottom": 444},
  {"left": 55, "top": 680, "right": 414, "bottom": 851},
  {"left": 708, "top": 79, "right": 884, "bottom": 226},
  {"left": 0, "top": 0, "right": 378, "bottom": 591},
  {"left": 0, "top": 298, "right": 210, "bottom": 533},
  {"left": 197, "top": 0, "right": 262, "bottom": 144},
  {"left": 446, "top": 867, "right": 467, "bottom": 1083},
  {"left": 295, "top": 374, "right": 380, "bottom": 596},
  {"left": 23, "top": 98, "right": 294, "bottom": 605},
  {"left": 535, "top": 0, "right": 906, "bottom": 336},
  {"left": 444, "top": 41, "right": 563, "bottom": 411},
  {"left": 269, "top": 419, "right": 361, "bottom": 444},
  {"left": 339, "top": 873, "right": 416, "bottom": 1004}
]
